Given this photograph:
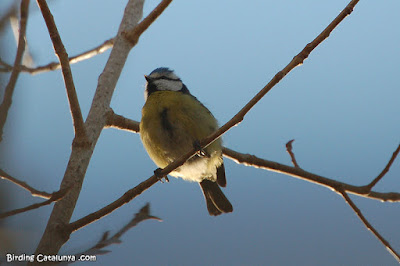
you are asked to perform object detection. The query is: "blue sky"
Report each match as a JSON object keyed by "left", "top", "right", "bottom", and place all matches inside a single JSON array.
[{"left": 1, "top": 0, "right": 400, "bottom": 265}]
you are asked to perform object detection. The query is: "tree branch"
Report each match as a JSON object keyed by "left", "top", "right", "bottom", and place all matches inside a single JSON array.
[
  {"left": 0, "top": 0, "right": 30, "bottom": 142},
  {"left": 338, "top": 189, "right": 400, "bottom": 262},
  {"left": 124, "top": 0, "right": 173, "bottom": 45},
  {"left": 223, "top": 147, "right": 400, "bottom": 202},
  {"left": 36, "top": 0, "right": 87, "bottom": 141},
  {"left": 0, "top": 187, "right": 70, "bottom": 219},
  {"left": 108, "top": 113, "right": 400, "bottom": 202},
  {"left": 364, "top": 143, "right": 400, "bottom": 191},
  {"left": 69, "top": 176, "right": 158, "bottom": 232},
  {"left": 0, "top": 169, "right": 51, "bottom": 199},
  {"left": 0, "top": 38, "right": 114, "bottom": 75},
  {"left": 105, "top": 109, "right": 139, "bottom": 132}
]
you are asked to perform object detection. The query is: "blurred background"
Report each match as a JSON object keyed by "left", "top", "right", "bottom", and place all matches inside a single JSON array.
[{"left": 1, "top": 0, "right": 400, "bottom": 265}]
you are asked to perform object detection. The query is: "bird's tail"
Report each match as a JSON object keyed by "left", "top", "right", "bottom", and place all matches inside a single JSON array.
[{"left": 199, "top": 179, "right": 233, "bottom": 216}]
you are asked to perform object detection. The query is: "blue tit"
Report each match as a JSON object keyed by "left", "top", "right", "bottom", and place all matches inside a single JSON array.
[{"left": 139, "top": 67, "right": 233, "bottom": 216}]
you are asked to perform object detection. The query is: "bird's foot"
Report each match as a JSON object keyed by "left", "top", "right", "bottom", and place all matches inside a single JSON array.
[
  {"left": 154, "top": 168, "right": 169, "bottom": 183},
  {"left": 193, "top": 140, "right": 208, "bottom": 157}
]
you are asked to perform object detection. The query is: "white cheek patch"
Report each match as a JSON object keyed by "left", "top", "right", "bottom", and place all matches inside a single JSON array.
[{"left": 154, "top": 79, "right": 182, "bottom": 92}]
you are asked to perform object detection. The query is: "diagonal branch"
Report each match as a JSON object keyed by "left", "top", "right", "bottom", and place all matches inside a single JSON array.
[
  {"left": 338, "top": 189, "right": 400, "bottom": 263},
  {"left": 364, "top": 143, "right": 400, "bottom": 191},
  {"left": 0, "top": 169, "right": 51, "bottom": 199},
  {"left": 0, "top": 187, "right": 70, "bottom": 219},
  {"left": 36, "top": 0, "right": 87, "bottom": 141},
  {"left": 0, "top": 0, "right": 30, "bottom": 142},
  {"left": 196, "top": 0, "right": 360, "bottom": 155},
  {"left": 69, "top": 175, "right": 158, "bottom": 232}
]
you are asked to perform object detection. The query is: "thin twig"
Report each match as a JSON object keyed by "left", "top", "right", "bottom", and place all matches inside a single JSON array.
[
  {"left": 0, "top": 0, "right": 30, "bottom": 142},
  {"left": 0, "top": 38, "right": 115, "bottom": 74},
  {"left": 338, "top": 189, "right": 400, "bottom": 263},
  {"left": 36, "top": 0, "right": 87, "bottom": 141},
  {"left": 364, "top": 143, "right": 400, "bottom": 191},
  {"left": 286, "top": 139, "right": 300, "bottom": 168},
  {"left": 124, "top": 0, "right": 173, "bottom": 45},
  {"left": 0, "top": 169, "right": 52, "bottom": 198},
  {"left": 0, "top": 187, "right": 70, "bottom": 219}
]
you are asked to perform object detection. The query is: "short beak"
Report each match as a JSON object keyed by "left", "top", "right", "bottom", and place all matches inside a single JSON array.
[{"left": 144, "top": 75, "right": 150, "bottom": 82}]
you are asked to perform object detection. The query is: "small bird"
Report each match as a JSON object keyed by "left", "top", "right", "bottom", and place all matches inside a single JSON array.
[{"left": 139, "top": 67, "right": 233, "bottom": 216}]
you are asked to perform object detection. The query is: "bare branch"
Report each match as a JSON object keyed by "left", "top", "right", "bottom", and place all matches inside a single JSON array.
[
  {"left": 124, "top": 0, "right": 173, "bottom": 46},
  {"left": 105, "top": 109, "right": 139, "bottom": 133},
  {"left": 0, "top": 187, "right": 70, "bottom": 219},
  {"left": 69, "top": 176, "right": 158, "bottom": 232},
  {"left": 223, "top": 147, "right": 400, "bottom": 202},
  {"left": 106, "top": 113, "right": 400, "bottom": 202},
  {"left": 0, "top": 0, "right": 30, "bottom": 142},
  {"left": 0, "top": 38, "right": 115, "bottom": 75},
  {"left": 0, "top": 169, "right": 51, "bottom": 199},
  {"left": 364, "top": 143, "right": 400, "bottom": 191},
  {"left": 338, "top": 189, "right": 400, "bottom": 263},
  {"left": 36, "top": 0, "right": 87, "bottom": 141},
  {"left": 285, "top": 139, "right": 300, "bottom": 168},
  {"left": 190, "top": 0, "right": 361, "bottom": 165}
]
